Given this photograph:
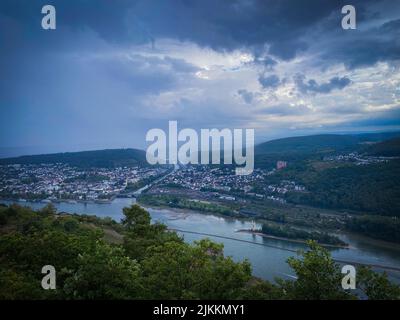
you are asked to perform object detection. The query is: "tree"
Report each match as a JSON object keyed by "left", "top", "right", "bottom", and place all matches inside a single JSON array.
[
  {"left": 0, "top": 269, "right": 44, "bottom": 300},
  {"left": 122, "top": 204, "right": 182, "bottom": 261},
  {"left": 40, "top": 203, "right": 57, "bottom": 216},
  {"left": 239, "top": 279, "right": 284, "bottom": 300},
  {"left": 140, "top": 239, "right": 252, "bottom": 299},
  {"left": 358, "top": 266, "right": 400, "bottom": 300},
  {"left": 121, "top": 204, "right": 151, "bottom": 229},
  {"left": 278, "top": 241, "right": 353, "bottom": 300},
  {"left": 63, "top": 242, "right": 142, "bottom": 299}
]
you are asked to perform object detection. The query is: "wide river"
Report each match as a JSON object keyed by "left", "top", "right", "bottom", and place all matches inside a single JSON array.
[{"left": 3, "top": 198, "right": 400, "bottom": 283}]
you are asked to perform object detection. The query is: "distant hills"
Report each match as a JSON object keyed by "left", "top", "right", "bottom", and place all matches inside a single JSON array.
[
  {"left": 255, "top": 132, "right": 400, "bottom": 156},
  {"left": 0, "top": 148, "right": 147, "bottom": 168},
  {"left": 253, "top": 132, "right": 400, "bottom": 168},
  {"left": 256, "top": 134, "right": 358, "bottom": 155},
  {"left": 363, "top": 137, "right": 400, "bottom": 157},
  {"left": 1, "top": 131, "right": 399, "bottom": 168}
]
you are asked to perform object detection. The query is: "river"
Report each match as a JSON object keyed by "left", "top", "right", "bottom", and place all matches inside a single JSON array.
[{"left": 3, "top": 198, "right": 400, "bottom": 283}]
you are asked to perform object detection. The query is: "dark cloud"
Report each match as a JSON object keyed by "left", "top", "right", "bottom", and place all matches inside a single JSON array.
[
  {"left": 326, "top": 19, "right": 400, "bottom": 69},
  {"left": 237, "top": 89, "right": 255, "bottom": 104},
  {"left": 269, "top": 40, "right": 308, "bottom": 61},
  {"left": 253, "top": 56, "right": 278, "bottom": 70},
  {"left": 258, "top": 74, "right": 282, "bottom": 89},
  {"left": 0, "top": 0, "right": 384, "bottom": 62},
  {"left": 0, "top": 0, "right": 399, "bottom": 154},
  {"left": 98, "top": 55, "right": 200, "bottom": 94},
  {"left": 294, "top": 74, "right": 351, "bottom": 94}
]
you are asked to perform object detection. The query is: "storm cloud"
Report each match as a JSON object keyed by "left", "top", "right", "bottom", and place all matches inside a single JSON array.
[
  {"left": 259, "top": 74, "right": 283, "bottom": 89},
  {"left": 294, "top": 74, "right": 351, "bottom": 94},
  {"left": 0, "top": 0, "right": 399, "bottom": 155}
]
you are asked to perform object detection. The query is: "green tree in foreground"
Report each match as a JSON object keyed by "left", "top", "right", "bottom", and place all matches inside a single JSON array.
[
  {"left": 278, "top": 241, "right": 353, "bottom": 300},
  {"left": 63, "top": 242, "right": 142, "bottom": 299},
  {"left": 141, "top": 239, "right": 252, "bottom": 299},
  {"left": 0, "top": 204, "right": 399, "bottom": 300},
  {"left": 357, "top": 266, "right": 400, "bottom": 300},
  {"left": 122, "top": 204, "right": 183, "bottom": 261}
]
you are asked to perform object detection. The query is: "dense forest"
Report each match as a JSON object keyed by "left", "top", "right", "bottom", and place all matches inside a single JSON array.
[
  {"left": 260, "top": 223, "right": 346, "bottom": 246},
  {"left": 364, "top": 137, "right": 400, "bottom": 157},
  {"left": 0, "top": 203, "right": 399, "bottom": 300},
  {"left": 138, "top": 194, "right": 238, "bottom": 216},
  {"left": 283, "top": 160, "right": 400, "bottom": 217},
  {"left": 0, "top": 149, "right": 147, "bottom": 168},
  {"left": 346, "top": 215, "right": 400, "bottom": 243}
]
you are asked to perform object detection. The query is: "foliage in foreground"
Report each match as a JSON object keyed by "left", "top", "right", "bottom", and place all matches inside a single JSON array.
[{"left": 0, "top": 203, "right": 399, "bottom": 300}]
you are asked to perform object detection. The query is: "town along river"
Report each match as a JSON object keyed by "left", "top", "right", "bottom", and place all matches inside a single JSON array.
[{"left": 3, "top": 198, "right": 400, "bottom": 283}]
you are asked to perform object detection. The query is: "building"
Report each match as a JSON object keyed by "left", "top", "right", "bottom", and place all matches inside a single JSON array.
[{"left": 276, "top": 161, "right": 287, "bottom": 170}]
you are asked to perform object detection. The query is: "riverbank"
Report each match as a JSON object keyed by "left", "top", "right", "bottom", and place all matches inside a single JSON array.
[
  {"left": 138, "top": 199, "right": 348, "bottom": 247},
  {"left": 236, "top": 229, "right": 351, "bottom": 249}
]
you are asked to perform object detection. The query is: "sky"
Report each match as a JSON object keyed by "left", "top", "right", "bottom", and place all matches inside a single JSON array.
[{"left": 0, "top": 0, "right": 399, "bottom": 157}]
